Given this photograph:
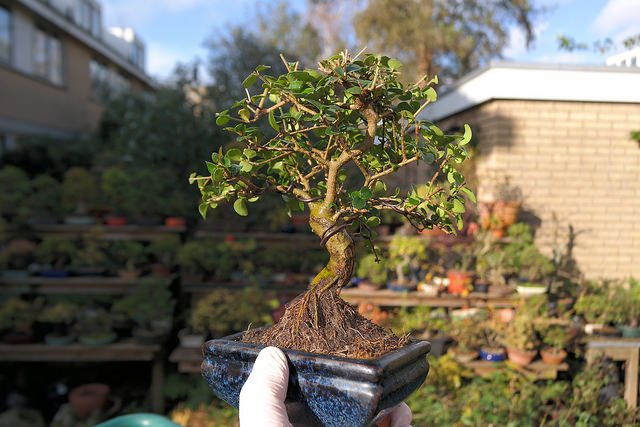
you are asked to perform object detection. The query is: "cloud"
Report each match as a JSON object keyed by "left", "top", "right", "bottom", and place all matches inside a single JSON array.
[
  {"left": 593, "top": 0, "right": 640, "bottom": 40},
  {"left": 504, "top": 21, "right": 549, "bottom": 60}
]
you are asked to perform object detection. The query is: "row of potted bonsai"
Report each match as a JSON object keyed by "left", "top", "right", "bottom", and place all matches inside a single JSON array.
[
  {"left": 0, "top": 165, "right": 189, "bottom": 227},
  {"left": 353, "top": 223, "right": 555, "bottom": 296}
]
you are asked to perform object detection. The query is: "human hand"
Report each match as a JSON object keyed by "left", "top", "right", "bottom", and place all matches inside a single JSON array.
[{"left": 239, "top": 346, "right": 412, "bottom": 427}]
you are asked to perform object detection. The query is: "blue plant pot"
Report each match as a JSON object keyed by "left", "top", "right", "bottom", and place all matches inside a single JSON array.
[
  {"left": 40, "top": 270, "right": 70, "bottom": 278},
  {"left": 201, "top": 331, "right": 430, "bottom": 427},
  {"left": 479, "top": 347, "right": 506, "bottom": 362}
]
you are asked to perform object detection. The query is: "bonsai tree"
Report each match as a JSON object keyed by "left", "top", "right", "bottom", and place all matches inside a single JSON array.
[
  {"left": 541, "top": 325, "right": 569, "bottom": 356},
  {"left": 355, "top": 252, "right": 388, "bottom": 289},
  {"left": 0, "top": 297, "right": 41, "bottom": 337},
  {"left": 112, "top": 278, "right": 175, "bottom": 333},
  {"left": 38, "top": 300, "right": 79, "bottom": 337},
  {"left": 191, "top": 51, "right": 474, "bottom": 357},
  {"left": 61, "top": 167, "right": 99, "bottom": 217},
  {"left": 35, "top": 236, "right": 77, "bottom": 271},
  {"left": 0, "top": 239, "right": 37, "bottom": 273},
  {"left": 387, "top": 235, "right": 430, "bottom": 288},
  {"left": 147, "top": 235, "right": 181, "bottom": 276},
  {"left": 176, "top": 241, "right": 220, "bottom": 282},
  {"left": 25, "top": 174, "right": 64, "bottom": 222},
  {"left": 448, "top": 317, "right": 483, "bottom": 355},
  {"left": 189, "top": 287, "right": 279, "bottom": 338},
  {"left": 73, "top": 226, "right": 108, "bottom": 273},
  {"left": 0, "top": 166, "right": 31, "bottom": 219},
  {"left": 108, "top": 240, "right": 147, "bottom": 277},
  {"left": 101, "top": 167, "right": 135, "bottom": 218}
]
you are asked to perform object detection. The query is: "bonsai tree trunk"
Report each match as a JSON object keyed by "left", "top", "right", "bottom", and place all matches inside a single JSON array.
[{"left": 242, "top": 202, "right": 405, "bottom": 358}]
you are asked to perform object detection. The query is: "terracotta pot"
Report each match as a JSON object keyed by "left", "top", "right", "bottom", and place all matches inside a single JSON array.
[
  {"left": 151, "top": 263, "right": 171, "bottom": 277},
  {"left": 69, "top": 383, "right": 109, "bottom": 419},
  {"left": 165, "top": 217, "right": 186, "bottom": 228},
  {"left": 106, "top": 216, "right": 127, "bottom": 227},
  {"left": 506, "top": 347, "right": 537, "bottom": 366},
  {"left": 446, "top": 270, "right": 474, "bottom": 295},
  {"left": 492, "top": 201, "right": 521, "bottom": 229},
  {"left": 540, "top": 347, "right": 567, "bottom": 365}
]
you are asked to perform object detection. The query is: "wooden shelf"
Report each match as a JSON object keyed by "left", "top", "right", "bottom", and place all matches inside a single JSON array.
[
  {"left": 0, "top": 339, "right": 160, "bottom": 362},
  {"left": 463, "top": 359, "right": 569, "bottom": 379},
  {"left": 169, "top": 346, "right": 202, "bottom": 373},
  {"left": 0, "top": 276, "right": 165, "bottom": 294},
  {"left": 193, "top": 230, "right": 318, "bottom": 245},
  {"left": 4, "top": 224, "right": 185, "bottom": 240},
  {"left": 181, "top": 281, "right": 307, "bottom": 294},
  {"left": 340, "top": 288, "right": 516, "bottom": 308}
]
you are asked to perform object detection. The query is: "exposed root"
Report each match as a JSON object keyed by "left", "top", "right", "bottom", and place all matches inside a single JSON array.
[{"left": 242, "top": 287, "right": 408, "bottom": 359}]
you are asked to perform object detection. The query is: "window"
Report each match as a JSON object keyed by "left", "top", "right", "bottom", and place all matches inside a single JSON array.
[
  {"left": 0, "top": 5, "right": 10, "bottom": 62},
  {"left": 90, "top": 58, "right": 109, "bottom": 102},
  {"left": 76, "top": 0, "right": 101, "bottom": 37},
  {"left": 34, "top": 28, "right": 63, "bottom": 85},
  {"left": 130, "top": 41, "right": 144, "bottom": 70}
]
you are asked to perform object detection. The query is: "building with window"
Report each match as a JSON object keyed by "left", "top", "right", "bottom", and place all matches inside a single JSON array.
[{"left": 0, "top": 0, "right": 155, "bottom": 149}]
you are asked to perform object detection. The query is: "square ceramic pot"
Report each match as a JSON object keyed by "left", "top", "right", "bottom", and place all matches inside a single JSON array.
[{"left": 201, "top": 330, "right": 430, "bottom": 427}]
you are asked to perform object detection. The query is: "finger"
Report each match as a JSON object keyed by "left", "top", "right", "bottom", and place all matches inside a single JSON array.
[
  {"left": 389, "top": 402, "right": 412, "bottom": 427},
  {"left": 239, "top": 347, "right": 292, "bottom": 427}
]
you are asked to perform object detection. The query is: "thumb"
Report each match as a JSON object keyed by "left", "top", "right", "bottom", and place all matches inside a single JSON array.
[{"left": 239, "top": 346, "right": 292, "bottom": 427}]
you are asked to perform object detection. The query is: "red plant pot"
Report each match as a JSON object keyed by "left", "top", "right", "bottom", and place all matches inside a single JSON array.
[
  {"left": 447, "top": 270, "right": 474, "bottom": 295},
  {"left": 492, "top": 201, "right": 521, "bottom": 229},
  {"left": 165, "top": 217, "right": 186, "bottom": 228},
  {"left": 506, "top": 347, "right": 537, "bottom": 366},
  {"left": 69, "top": 383, "right": 109, "bottom": 419},
  {"left": 106, "top": 217, "right": 127, "bottom": 227}
]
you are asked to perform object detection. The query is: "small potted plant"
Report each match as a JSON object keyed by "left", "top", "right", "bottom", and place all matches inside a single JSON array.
[
  {"left": 574, "top": 287, "right": 618, "bottom": 335},
  {"left": 490, "top": 176, "right": 522, "bottom": 232},
  {"left": 131, "top": 168, "right": 164, "bottom": 225},
  {"left": 107, "top": 240, "right": 147, "bottom": 279},
  {"left": 188, "top": 287, "right": 278, "bottom": 340},
  {"left": 176, "top": 241, "right": 219, "bottom": 283},
  {"left": 0, "top": 297, "right": 42, "bottom": 344},
  {"left": 448, "top": 317, "right": 483, "bottom": 362},
  {"left": 391, "top": 307, "right": 451, "bottom": 357},
  {"left": 101, "top": 167, "right": 135, "bottom": 226},
  {"left": 611, "top": 278, "right": 640, "bottom": 337},
  {"left": 112, "top": 278, "right": 175, "bottom": 345},
  {"left": 147, "top": 235, "right": 181, "bottom": 277},
  {"left": 76, "top": 307, "right": 117, "bottom": 346},
  {"left": 62, "top": 167, "right": 99, "bottom": 225},
  {"left": 162, "top": 190, "right": 190, "bottom": 228},
  {"left": 0, "top": 166, "right": 31, "bottom": 221},
  {"left": 446, "top": 244, "right": 475, "bottom": 295},
  {"left": 387, "top": 235, "right": 429, "bottom": 292},
  {"left": 355, "top": 253, "right": 388, "bottom": 291},
  {"left": 25, "top": 174, "right": 64, "bottom": 224},
  {"left": 479, "top": 315, "right": 506, "bottom": 362},
  {"left": 0, "top": 239, "right": 37, "bottom": 278},
  {"left": 539, "top": 325, "right": 569, "bottom": 365},
  {"left": 38, "top": 300, "right": 78, "bottom": 346},
  {"left": 502, "top": 313, "right": 539, "bottom": 367},
  {"left": 73, "top": 226, "right": 108, "bottom": 276},
  {"left": 35, "top": 236, "right": 77, "bottom": 277}
]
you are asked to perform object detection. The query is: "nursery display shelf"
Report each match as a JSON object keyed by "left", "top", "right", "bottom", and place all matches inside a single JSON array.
[
  {"left": 4, "top": 224, "right": 185, "bottom": 240},
  {"left": 169, "top": 346, "right": 202, "bottom": 373},
  {"left": 0, "top": 339, "right": 160, "bottom": 362},
  {"left": 181, "top": 281, "right": 308, "bottom": 294},
  {"left": 462, "top": 359, "right": 569, "bottom": 380},
  {"left": 0, "top": 276, "right": 162, "bottom": 294},
  {"left": 193, "top": 230, "right": 318, "bottom": 244},
  {"left": 340, "top": 288, "right": 516, "bottom": 308}
]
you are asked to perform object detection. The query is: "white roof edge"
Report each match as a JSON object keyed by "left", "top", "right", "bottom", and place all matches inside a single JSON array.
[
  {"left": 422, "top": 61, "right": 640, "bottom": 121},
  {"left": 18, "top": 0, "right": 156, "bottom": 89}
]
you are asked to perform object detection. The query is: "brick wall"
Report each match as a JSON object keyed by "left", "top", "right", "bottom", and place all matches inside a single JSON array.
[{"left": 439, "top": 99, "right": 640, "bottom": 280}]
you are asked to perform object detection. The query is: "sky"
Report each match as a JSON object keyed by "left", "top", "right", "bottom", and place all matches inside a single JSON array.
[{"left": 101, "top": 0, "right": 640, "bottom": 82}]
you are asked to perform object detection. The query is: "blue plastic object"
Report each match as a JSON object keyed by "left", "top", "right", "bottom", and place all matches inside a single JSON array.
[{"left": 94, "top": 413, "right": 182, "bottom": 427}]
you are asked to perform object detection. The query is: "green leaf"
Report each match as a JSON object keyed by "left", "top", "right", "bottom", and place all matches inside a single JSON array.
[
  {"left": 215, "top": 115, "right": 229, "bottom": 126},
  {"left": 243, "top": 149, "right": 256, "bottom": 159},
  {"left": 456, "top": 215, "right": 464, "bottom": 230},
  {"left": 352, "top": 195, "right": 366, "bottom": 210},
  {"left": 268, "top": 110, "right": 279, "bottom": 131},
  {"left": 366, "top": 216, "right": 381, "bottom": 227},
  {"left": 255, "top": 65, "right": 270, "bottom": 72},
  {"left": 425, "top": 87, "right": 437, "bottom": 102},
  {"left": 238, "top": 108, "right": 250, "bottom": 122},
  {"left": 233, "top": 198, "right": 248, "bottom": 216},
  {"left": 206, "top": 161, "right": 216, "bottom": 175},
  {"left": 240, "top": 161, "right": 253, "bottom": 172},
  {"left": 452, "top": 198, "right": 466, "bottom": 213},
  {"left": 460, "top": 124, "right": 472, "bottom": 145},
  {"left": 346, "top": 86, "right": 362, "bottom": 95},
  {"left": 461, "top": 187, "right": 476, "bottom": 203},
  {"left": 359, "top": 186, "right": 372, "bottom": 200},
  {"left": 388, "top": 58, "right": 403, "bottom": 70},
  {"left": 242, "top": 73, "right": 257, "bottom": 88},
  {"left": 374, "top": 180, "right": 387, "bottom": 194},
  {"left": 227, "top": 148, "right": 242, "bottom": 161},
  {"left": 198, "top": 203, "right": 208, "bottom": 218},
  {"left": 334, "top": 67, "right": 345, "bottom": 77}
]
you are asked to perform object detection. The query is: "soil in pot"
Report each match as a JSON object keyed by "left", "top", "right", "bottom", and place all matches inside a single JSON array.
[
  {"left": 540, "top": 347, "right": 567, "bottom": 365},
  {"left": 506, "top": 347, "right": 537, "bottom": 366}
]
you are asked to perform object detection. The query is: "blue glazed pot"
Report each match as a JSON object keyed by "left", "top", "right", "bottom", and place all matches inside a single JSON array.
[
  {"left": 201, "top": 331, "right": 430, "bottom": 427},
  {"left": 479, "top": 347, "right": 506, "bottom": 362}
]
